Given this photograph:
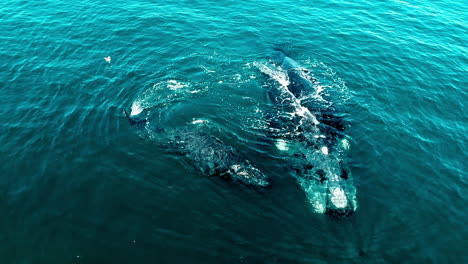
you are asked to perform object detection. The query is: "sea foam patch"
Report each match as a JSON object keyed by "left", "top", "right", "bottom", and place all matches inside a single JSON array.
[
  {"left": 131, "top": 102, "right": 143, "bottom": 116},
  {"left": 191, "top": 119, "right": 209, "bottom": 125}
]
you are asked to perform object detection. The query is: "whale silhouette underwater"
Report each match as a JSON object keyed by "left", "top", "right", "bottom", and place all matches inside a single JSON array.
[{"left": 125, "top": 51, "right": 357, "bottom": 217}]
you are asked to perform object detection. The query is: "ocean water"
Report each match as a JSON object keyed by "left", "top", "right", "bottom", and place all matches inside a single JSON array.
[{"left": 1, "top": 0, "right": 467, "bottom": 263}]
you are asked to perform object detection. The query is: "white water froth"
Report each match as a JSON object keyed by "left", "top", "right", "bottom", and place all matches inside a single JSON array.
[
  {"left": 254, "top": 61, "right": 320, "bottom": 126},
  {"left": 130, "top": 102, "right": 143, "bottom": 116},
  {"left": 321, "top": 146, "right": 329, "bottom": 155},
  {"left": 191, "top": 119, "right": 209, "bottom": 125},
  {"left": 307, "top": 59, "right": 351, "bottom": 103},
  {"left": 167, "top": 80, "right": 189, "bottom": 90}
]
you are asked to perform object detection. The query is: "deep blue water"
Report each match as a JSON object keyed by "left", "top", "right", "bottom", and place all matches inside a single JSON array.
[{"left": 1, "top": 0, "right": 467, "bottom": 263}]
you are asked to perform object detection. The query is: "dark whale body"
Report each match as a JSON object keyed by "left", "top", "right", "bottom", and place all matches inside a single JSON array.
[
  {"left": 124, "top": 110, "right": 269, "bottom": 187},
  {"left": 168, "top": 128, "right": 269, "bottom": 187},
  {"left": 261, "top": 50, "right": 357, "bottom": 216}
]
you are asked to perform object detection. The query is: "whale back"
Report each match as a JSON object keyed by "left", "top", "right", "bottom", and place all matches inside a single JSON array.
[{"left": 168, "top": 128, "right": 270, "bottom": 187}]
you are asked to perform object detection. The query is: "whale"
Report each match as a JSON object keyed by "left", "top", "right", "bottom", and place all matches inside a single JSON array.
[
  {"left": 124, "top": 109, "right": 270, "bottom": 187},
  {"left": 257, "top": 50, "right": 357, "bottom": 216}
]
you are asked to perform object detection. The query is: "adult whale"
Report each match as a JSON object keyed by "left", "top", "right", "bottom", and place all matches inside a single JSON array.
[
  {"left": 124, "top": 110, "right": 270, "bottom": 187},
  {"left": 258, "top": 50, "right": 357, "bottom": 216}
]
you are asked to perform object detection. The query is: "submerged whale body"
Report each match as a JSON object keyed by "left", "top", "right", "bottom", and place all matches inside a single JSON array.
[
  {"left": 124, "top": 110, "right": 269, "bottom": 187},
  {"left": 169, "top": 129, "right": 269, "bottom": 187},
  {"left": 259, "top": 50, "right": 357, "bottom": 216}
]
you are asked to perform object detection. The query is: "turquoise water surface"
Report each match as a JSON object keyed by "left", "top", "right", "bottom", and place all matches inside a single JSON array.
[{"left": 1, "top": 0, "right": 467, "bottom": 263}]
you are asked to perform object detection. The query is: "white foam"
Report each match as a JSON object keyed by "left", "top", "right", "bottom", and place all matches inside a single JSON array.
[
  {"left": 341, "top": 138, "right": 350, "bottom": 150},
  {"left": 167, "top": 80, "right": 189, "bottom": 90},
  {"left": 321, "top": 146, "right": 329, "bottom": 155},
  {"left": 130, "top": 102, "right": 143, "bottom": 116},
  {"left": 315, "top": 84, "right": 324, "bottom": 95},
  {"left": 255, "top": 61, "right": 320, "bottom": 126},
  {"left": 254, "top": 61, "right": 290, "bottom": 87},
  {"left": 312, "top": 199, "right": 326, "bottom": 214},
  {"left": 191, "top": 119, "right": 209, "bottom": 125}
]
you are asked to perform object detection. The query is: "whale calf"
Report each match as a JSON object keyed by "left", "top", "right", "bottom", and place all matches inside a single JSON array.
[
  {"left": 124, "top": 110, "right": 270, "bottom": 187},
  {"left": 257, "top": 50, "right": 357, "bottom": 216}
]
